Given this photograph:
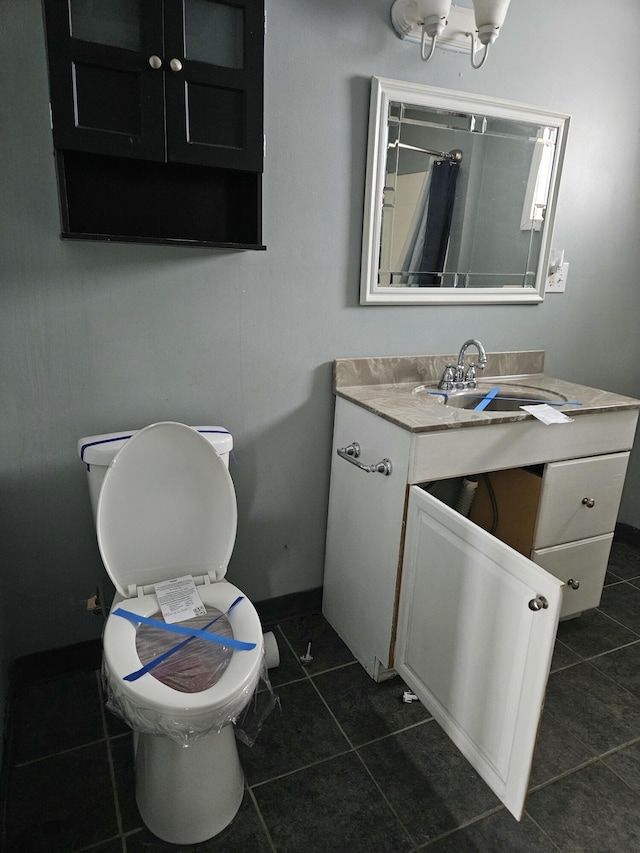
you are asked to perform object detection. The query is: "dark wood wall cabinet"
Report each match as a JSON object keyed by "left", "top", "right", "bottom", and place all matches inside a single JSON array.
[{"left": 42, "top": 0, "right": 265, "bottom": 249}]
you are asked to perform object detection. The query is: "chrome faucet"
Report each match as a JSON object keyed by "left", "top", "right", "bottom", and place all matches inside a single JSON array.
[{"left": 439, "top": 339, "right": 488, "bottom": 391}]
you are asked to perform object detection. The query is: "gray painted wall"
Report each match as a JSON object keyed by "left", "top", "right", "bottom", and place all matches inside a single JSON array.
[{"left": 2, "top": 0, "right": 640, "bottom": 731}]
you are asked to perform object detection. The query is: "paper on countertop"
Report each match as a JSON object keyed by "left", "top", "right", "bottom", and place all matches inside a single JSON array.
[
  {"left": 154, "top": 575, "right": 207, "bottom": 624},
  {"left": 520, "top": 404, "right": 574, "bottom": 425}
]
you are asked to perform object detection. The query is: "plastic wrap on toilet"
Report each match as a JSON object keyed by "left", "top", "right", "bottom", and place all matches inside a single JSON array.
[{"left": 103, "top": 609, "right": 279, "bottom": 747}]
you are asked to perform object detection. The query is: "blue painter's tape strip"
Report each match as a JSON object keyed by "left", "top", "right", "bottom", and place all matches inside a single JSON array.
[
  {"left": 122, "top": 596, "right": 245, "bottom": 681},
  {"left": 113, "top": 608, "right": 256, "bottom": 650},
  {"left": 80, "top": 428, "right": 231, "bottom": 463},
  {"left": 474, "top": 386, "right": 501, "bottom": 411}
]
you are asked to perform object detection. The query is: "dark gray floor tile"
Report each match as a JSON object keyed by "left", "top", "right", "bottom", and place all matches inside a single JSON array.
[
  {"left": 603, "top": 740, "right": 640, "bottom": 793},
  {"left": 529, "top": 707, "right": 596, "bottom": 789},
  {"left": 10, "top": 670, "right": 104, "bottom": 763},
  {"left": 544, "top": 662, "right": 640, "bottom": 754},
  {"left": 555, "top": 609, "right": 639, "bottom": 659},
  {"left": 526, "top": 761, "right": 640, "bottom": 850},
  {"left": 124, "top": 793, "right": 272, "bottom": 852},
  {"left": 607, "top": 541, "right": 640, "bottom": 580},
  {"left": 590, "top": 640, "right": 640, "bottom": 698},
  {"left": 253, "top": 751, "right": 412, "bottom": 852},
  {"left": 5, "top": 741, "right": 118, "bottom": 852},
  {"left": 237, "top": 679, "right": 349, "bottom": 784},
  {"left": 277, "top": 611, "right": 355, "bottom": 674},
  {"left": 359, "top": 720, "right": 500, "bottom": 845},
  {"left": 598, "top": 582, "right": 640, "bottom": 634},
  {"left": 550, "top": 639, "right": 581, "bottom": 672},
  {"left": 423, "top": 810, "right": 556, "bottom": 852},
  {"left": 312, "top": 663, "right": 430, "bottom": 747}
]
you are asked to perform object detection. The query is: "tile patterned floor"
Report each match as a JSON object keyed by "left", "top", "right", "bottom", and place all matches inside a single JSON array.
[{"left": 4, "top": 541, "right": 640, "bottom": 851}]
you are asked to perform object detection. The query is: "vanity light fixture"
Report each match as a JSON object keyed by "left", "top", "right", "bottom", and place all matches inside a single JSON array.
[{"left": 390, "top": 0, "right": 511, "bottom": 69}]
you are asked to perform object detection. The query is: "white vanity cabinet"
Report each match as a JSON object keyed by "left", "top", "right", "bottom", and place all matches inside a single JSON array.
[{"left": 323, "top": 394, "right": 638, "bottom": 819}]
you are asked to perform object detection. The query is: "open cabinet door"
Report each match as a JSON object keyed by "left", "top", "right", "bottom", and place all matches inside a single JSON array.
[{"left": 395, "top": 486, "right": 563, "bottom": 819}]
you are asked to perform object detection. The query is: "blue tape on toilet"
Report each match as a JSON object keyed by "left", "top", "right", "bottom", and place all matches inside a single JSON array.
[
  {"left": 113, "top": 608, "right": 256, "bottom": 651},
  {"left": 122, "top": 596, "right": 245, "bottom": 681}
]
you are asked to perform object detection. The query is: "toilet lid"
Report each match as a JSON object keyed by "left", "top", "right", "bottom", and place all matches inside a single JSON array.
[{"left": 96, "top": 422, "right": 237, "bottom": 597}]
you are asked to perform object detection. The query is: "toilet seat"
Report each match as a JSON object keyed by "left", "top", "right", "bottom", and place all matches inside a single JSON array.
[
  {"left": 97, "top": 422, "right": 263, "bottom": 722},
  {"left": 103, "top": 579, "right": 264, "bottom": 716}
]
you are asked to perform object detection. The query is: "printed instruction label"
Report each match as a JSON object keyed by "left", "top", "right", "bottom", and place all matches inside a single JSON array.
[
  {"left": 520, "top": 404, "right": 574, "bottom": 425},
  {"left": 154, "top": 575, "right": 207, "bottom": 624}
]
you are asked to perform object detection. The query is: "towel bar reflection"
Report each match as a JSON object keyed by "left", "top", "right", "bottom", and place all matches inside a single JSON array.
[{"left": 337, "top": 442, "right": 392, "bottom": 476}]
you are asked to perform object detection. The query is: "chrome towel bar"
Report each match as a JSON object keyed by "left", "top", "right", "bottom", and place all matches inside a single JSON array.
[{"left": 336, "top": 442, "right": 392, "bottom": 476}]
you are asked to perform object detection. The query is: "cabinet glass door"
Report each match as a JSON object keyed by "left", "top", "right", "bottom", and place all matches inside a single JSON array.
[
  {"left": 395, "top": 486, "right": 562, "bottom": 819},
  {"left": 164, "top": 0, "right": 264, "bottom": 170},
  {"left": 43, "top": 0, "right": 165, "bottom": 161},
  {"left": 185, "top": 0, "right": 244, "bottom": 67},
  {"left": 70, "top": 0, "right": 141, "bottom": 51}
]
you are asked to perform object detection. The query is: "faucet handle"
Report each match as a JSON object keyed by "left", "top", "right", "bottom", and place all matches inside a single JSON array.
[
  {"left": 465, "top": 363, "right": 478, "bottom": 388},
  {"left": 438, "top": 364, "right": 456, "bottom": 391}
]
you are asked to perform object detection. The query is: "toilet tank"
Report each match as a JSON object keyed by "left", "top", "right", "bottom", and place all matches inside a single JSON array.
[{"left": 77, "top": 425, "right": 233, "bottom": 523}]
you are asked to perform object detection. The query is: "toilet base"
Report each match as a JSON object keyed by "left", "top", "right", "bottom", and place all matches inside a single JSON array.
[{"left": 135, "top": 724, "right": 244, "bottom": 844}]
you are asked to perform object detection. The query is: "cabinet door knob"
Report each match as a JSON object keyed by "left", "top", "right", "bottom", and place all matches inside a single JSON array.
[
  {"left": 148, "top": 55, "right": 163, "bottom": 69},
  {"left": 169, "top": 58, "right": 183, "bottom": 72},
  {"left": 567, "top": 578, "right": 580, "bottom": 590},
  {"left": 582, "top": 497, "right": 595, "bottom": 508},
  {"left": 528, "top": 596, "right": 549, "bottom": 612}
]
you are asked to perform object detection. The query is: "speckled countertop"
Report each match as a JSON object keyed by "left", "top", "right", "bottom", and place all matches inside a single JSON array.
[{"left": 334, "top": 351, "right": 640, "bottom": 433}]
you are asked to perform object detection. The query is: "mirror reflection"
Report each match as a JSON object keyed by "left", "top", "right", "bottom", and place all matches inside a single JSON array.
[{"left": 361, "top": 78, "right": 570, "bottom": 305}]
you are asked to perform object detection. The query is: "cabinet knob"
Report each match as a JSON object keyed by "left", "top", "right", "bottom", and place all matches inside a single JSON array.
[
  {"left": 169, "top": 58, "right": 183, "bottom": 72},
  {"left": 582, "top": 497, "right": 595, "bottom": 508},
  {"left": 567, "top": 578, "right": 580, "bottom": 590},
  {"left": 148, "top": 55, "right": 163, "bottom": 70},
  {"left": 528, "top": 596, "right": 549, "bottom": 612}
]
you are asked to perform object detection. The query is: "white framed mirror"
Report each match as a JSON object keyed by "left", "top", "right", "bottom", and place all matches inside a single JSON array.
[{"left": 360, "top": 77, "right": 570, "bottom": 305}]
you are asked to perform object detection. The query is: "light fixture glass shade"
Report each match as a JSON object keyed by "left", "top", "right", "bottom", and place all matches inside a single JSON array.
[
  {"left": 472, "top": 0, "right": 511, "bottom": 44},
  {"left": 418, "top": 0, "right": 452, "bottom": 20}
]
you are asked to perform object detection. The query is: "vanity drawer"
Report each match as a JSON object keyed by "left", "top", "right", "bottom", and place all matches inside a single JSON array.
[
  {"left": 533, "top": 452, "right": 629, "bottom": 548},
  {"left": 532, "top": 533, "right": 613, "bottom": 618}
]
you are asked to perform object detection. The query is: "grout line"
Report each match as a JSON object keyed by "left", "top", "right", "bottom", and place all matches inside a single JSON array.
[
  {"left": 412, "top": 803, "right": 506, "bottom": 850},
  {"left": 12, "top": 736, "right": 108, "bottom": 768},
  {"left": 352, "top": 746, "right": 421, "bottom": 849},
  {"left": 71, "top": 833, "right": 126, "bottom": 853},
  {"left": 248, "top": 746, "right": 357, "bottom": 790},
  {"left": 246, "top": 785, "right": 278, "bottom": 852},
  {"left": 522, "top": 810, "right": 565, "bottom": 852},
  {"left": 95, "top": 670, "right": 125, "bottom": 841}
]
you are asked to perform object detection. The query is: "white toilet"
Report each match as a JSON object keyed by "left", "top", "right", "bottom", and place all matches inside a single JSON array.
[{"left": 78, "top": 422, "right": 269, "bottom": 844}]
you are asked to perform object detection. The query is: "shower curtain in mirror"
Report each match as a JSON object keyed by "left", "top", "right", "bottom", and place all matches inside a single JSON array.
[{"left": 400, "top": 159, "right": 459, "bottom": 286}]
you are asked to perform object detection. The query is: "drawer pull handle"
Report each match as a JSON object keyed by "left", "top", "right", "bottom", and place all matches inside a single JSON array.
[
  {"left": 582, "top": 497, "right": 595, "bottom": 508},
  {"left": 337, "top": 442, "right": 392, "bottom": 476},
  {"left": 170, "top": 58, "right": 183, "bottom": 72},
  {"left": 567, "top": 578, "right": 580, "bottom": 590},
  {"left": 528, "top": 595, "right": 549, "bottom": 612},
  {"left": 149, "top": 55, "right": 162, "bottom": 69}
]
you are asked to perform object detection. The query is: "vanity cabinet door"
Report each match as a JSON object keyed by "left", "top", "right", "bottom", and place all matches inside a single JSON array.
[
  {"left": 396, "top": 485, "right": 562, "bottom": 820},
  {"left": 534, "top": 453, "right": 629, "bottom": 548}
]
